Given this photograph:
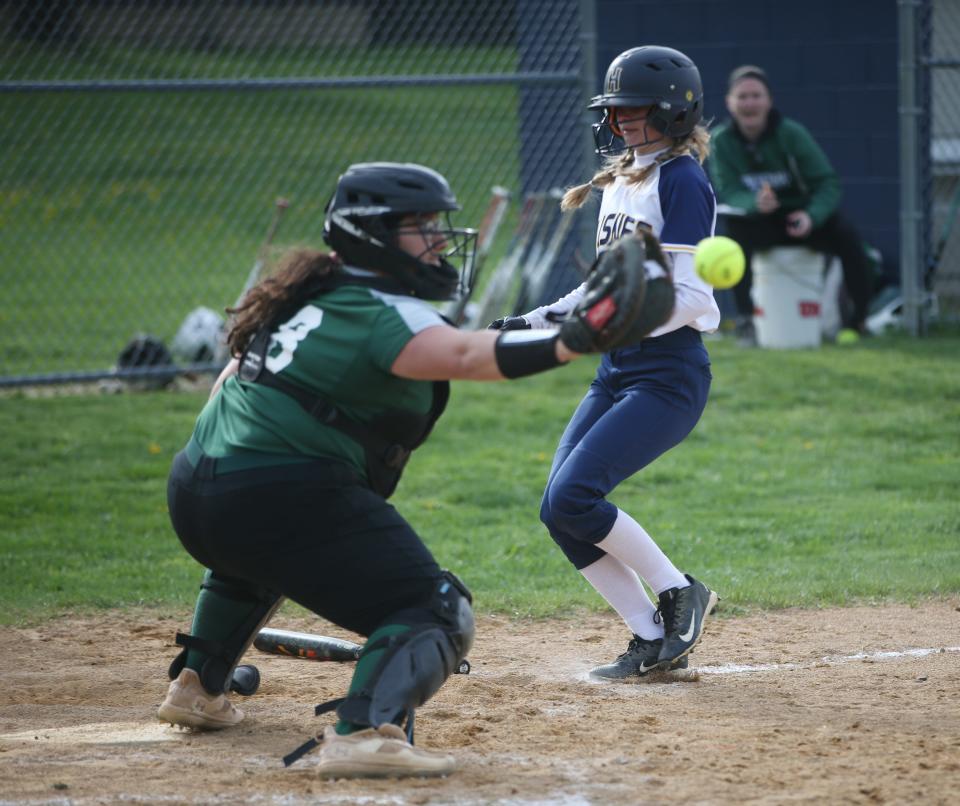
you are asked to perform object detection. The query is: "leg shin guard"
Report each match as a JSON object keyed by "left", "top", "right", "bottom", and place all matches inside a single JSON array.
[
  {"left": 168, "top": 572, "right": 283, "bottom": 695},
  {"left": 336, "top": 570, "right": 474, "bottom": 730}
]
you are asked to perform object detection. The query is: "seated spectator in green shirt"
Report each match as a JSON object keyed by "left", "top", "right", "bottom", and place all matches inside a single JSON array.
[{"left": 709, "top": 65, "right": 874, "bottom": 344}]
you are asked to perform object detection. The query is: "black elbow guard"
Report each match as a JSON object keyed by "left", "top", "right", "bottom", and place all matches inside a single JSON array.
[{"left": 494, "top": 330, "right": 566, "bottom": 379}]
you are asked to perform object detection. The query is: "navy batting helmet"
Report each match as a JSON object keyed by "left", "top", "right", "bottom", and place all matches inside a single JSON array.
[{"left": 589, "top": 46, "right": 704, "bottom": 154}]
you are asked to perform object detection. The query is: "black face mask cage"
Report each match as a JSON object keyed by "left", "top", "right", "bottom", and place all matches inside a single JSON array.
[
  {"left": 592, "top": 110, "right": 628, "bottom": 156},
  {"left": 394, "top": 211, "right": 479, "bottom": 300},
  {"left": 592, "top": 107, "right": 673, "bottom": 156}
]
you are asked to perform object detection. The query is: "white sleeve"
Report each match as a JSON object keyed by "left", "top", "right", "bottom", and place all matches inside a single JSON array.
[
  {"left": 646, "top": 250, "right": 721, "bottom": 337},
  {"left": 520, "top": 282, "right": 587, "bottom": 330},
  {"left": 520, "top": 251, "right": 720, "bottom": 336}
]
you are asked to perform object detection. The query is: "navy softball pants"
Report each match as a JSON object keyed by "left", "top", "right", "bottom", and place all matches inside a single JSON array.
[{"left": 539, "top": 327, "right": 712, "bottom": 569}]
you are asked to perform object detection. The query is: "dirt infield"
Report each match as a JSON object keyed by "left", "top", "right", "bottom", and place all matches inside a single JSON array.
[{"left": 1, "top": 601, "right": 958, "bottom": 805}]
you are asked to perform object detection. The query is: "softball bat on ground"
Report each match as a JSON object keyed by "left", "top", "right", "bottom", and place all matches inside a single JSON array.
[
  {"left": 254, "top": 627, "right": 471, "bottom": 673},
  {"left": 254, "top": 628, "right": 362, "bottom": 661}
]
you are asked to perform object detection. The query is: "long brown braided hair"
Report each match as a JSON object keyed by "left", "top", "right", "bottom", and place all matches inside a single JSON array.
[
  {"left": 561, "top": 124, "right": 712, "bottom": 211},
  {"left": 225, "top": 248, "right": 341, "bottom": 357}
]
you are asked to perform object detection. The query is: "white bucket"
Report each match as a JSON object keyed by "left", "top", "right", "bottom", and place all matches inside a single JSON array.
[
  {"left": 819, "top": 256, "right": 843, "bottom": 340},
  {"left": 752, "top": 247, "right": 825, "bottom": 349}
]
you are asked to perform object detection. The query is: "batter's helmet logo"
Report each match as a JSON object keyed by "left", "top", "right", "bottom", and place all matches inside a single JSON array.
[{"left": 606, "top": 67, "right": 622, "bottom": 94}]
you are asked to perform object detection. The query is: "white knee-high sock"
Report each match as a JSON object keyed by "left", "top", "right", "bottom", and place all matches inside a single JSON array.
[
  {"left": 595, "top": 508, "right": 689, "bottom": 595},
  {"left": 579, "top": 554, "right": 664, "bottom": 640}
]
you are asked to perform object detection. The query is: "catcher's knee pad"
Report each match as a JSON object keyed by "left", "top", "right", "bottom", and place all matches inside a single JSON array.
[
  {"left": 430, "top": 569, "right": 475, "bottom": 658},
  {"left": 168, "top": 572, "right": 283, "bottom": 696},
  {"left": 336, "top": 570, "right": 474, "bottom": 730}
]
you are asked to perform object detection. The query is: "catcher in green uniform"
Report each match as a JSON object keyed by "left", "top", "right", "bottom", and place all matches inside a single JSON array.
[{"left": 157, "top": 162, "right": 674, "bottom": 779}]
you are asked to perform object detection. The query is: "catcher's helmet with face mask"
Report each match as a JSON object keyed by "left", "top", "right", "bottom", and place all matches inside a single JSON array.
[
  {"left": 589, "top": 45, "right": 704, "bottom": 155},
  {"left": 323, "top": 162, "right": 478, "bottom": 301}
]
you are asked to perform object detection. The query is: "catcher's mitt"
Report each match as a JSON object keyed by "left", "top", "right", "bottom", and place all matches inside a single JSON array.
[{"left": 559, "top": 231, "right": 675, "bottom": 353}]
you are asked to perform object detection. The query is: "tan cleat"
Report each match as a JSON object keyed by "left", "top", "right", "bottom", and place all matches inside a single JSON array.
[
  {"left": 156, "top": 668, "right": 244, "bottom": 730},
  {"left": 315, "top": 724, "right": 455, "bottom": 779}
]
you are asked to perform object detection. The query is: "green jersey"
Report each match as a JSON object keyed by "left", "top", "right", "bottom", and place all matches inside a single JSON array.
[
  {"left": 192, "top": 279, "right": 447, "bottom": 481},
  {"left": 708, "top": 110, "right": 842, "bottom": 228}
]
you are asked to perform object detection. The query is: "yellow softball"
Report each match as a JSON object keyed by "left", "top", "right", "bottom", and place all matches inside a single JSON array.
[{"left": 694, "top": 236, "right": 746, "bottom": 289}]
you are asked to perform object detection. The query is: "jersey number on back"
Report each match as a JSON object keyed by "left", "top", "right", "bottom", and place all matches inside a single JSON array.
[{"left": 265, "top": 305, "right": 324, "bottom": 373}]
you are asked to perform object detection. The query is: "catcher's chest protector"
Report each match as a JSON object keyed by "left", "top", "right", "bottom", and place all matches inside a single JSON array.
[{"left": 240, "top": 324, "right": 449, "bottom": 498}]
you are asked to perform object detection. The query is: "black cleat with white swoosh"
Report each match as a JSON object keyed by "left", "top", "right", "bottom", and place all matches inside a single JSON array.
[
  {"left": 656, "top": 574, "right": 718, "bottom": 668},
  {"left": 589, "top": 635, "right": 688, "bottom": 680}
]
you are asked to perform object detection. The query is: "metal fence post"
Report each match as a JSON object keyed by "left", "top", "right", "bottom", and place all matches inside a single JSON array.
[
  {"left": 899, "top": 0, "right": 927, "bottom": 336},
  {"left": 578, "top": 0, "right": 598, "bottom": 263}
]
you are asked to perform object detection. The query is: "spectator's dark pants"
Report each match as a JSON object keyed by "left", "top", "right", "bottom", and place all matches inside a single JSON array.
[{"left": 725, "top": 211, "right": 873, "bottom": 329}]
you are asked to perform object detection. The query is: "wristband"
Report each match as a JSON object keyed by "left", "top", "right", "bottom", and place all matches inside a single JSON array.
[{"left": 494, "top": 330, "right": 565, "bottom": 379}]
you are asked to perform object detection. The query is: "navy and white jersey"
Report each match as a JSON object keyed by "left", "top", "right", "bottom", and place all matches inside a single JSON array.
[{"left": 525, "top": 149, "right": 721, "bottom": 337}]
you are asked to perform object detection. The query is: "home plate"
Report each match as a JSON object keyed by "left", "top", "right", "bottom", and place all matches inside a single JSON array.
[{"left": 0, "top": 721, "right": 178, "bottom": 745}]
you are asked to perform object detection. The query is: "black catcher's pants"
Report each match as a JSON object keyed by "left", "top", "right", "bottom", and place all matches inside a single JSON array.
[{"left": 167, "top": 449, "right": 441, "bottom": 637}]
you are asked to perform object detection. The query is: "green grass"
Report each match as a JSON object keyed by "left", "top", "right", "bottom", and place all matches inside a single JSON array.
[
  {"left": 2, "top": 330, "right": 958, "bottom": 626},
  {"left": 2, "top": 41, "right": 519, "bottom": 82},
  {"left": 0, "top": 42, "right": 525, "bottom": 376}
]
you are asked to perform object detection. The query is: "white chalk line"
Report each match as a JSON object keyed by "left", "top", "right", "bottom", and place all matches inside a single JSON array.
[
  {"left": 571, "top": 644, "right": 960, "bottom": 685},
  {"left": 698, "top": 644, "right": 960, "bottom": 676}
]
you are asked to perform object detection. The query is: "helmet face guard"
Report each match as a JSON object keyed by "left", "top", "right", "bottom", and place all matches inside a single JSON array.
[
  {"left": 588, "top": 46, "right": 704, "bottom": 156},
  {"left": 392, "top": 211, "right": 480, "bottom": 300},
  {"left": 592, "top": 106, "right": 681, "bottom": 155},
  {"left": 324, "top": 163, "right": 478, "bottom": 301}
]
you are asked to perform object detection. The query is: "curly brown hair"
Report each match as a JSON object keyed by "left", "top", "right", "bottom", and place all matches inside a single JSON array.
[{"left": 225, "top": 248, "right": 341, "bottom": 357}]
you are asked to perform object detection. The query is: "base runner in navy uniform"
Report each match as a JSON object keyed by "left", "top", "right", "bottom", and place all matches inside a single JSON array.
[
  {"left": 157, "top": 161, "right": 674, "bottom": 777},
  {"left": 492, "top": 46, "right": 721, "bottom": 680}
]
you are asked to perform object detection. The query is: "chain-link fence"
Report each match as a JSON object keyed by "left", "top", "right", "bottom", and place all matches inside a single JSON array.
[
  {"left": 1, "top": 0, "right": 594, "bottom": 386},
  {"left": 5, "top": 2, "right": 955, "bottom": 388},
  {"left": 929, "top": 0, "right": 960, "bottom": 316}
]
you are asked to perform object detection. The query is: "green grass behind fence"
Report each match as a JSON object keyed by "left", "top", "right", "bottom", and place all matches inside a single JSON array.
[
  {"left": 1, "top": 331, "right": 958, "bottom": 626},
  {"left": 1, "top": 43, "right": 526, "bottom": 376}
]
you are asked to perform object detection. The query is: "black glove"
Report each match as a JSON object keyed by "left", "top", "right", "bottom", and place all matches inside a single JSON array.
[
  {"left": 488, "top": 316, "right": 531, "bottom": 331},
  {"left": 559, "top": 232, "right": 673, "bottom": 353},
  {"left": 616, "top": 230, "right": 675, "bottom": 343}
]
